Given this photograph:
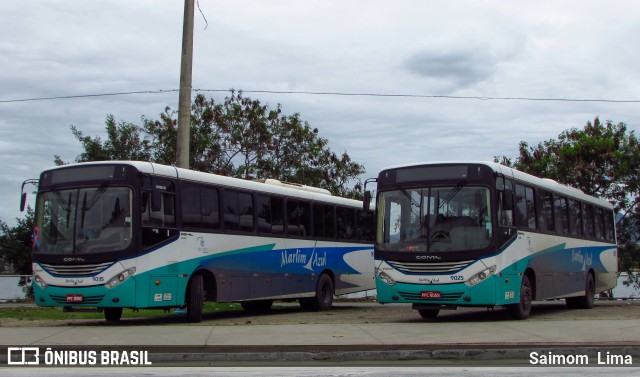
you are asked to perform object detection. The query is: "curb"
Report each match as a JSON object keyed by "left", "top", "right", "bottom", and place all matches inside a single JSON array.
[{"left": 149, "top": 345, "right": 640, "bottom": 365}]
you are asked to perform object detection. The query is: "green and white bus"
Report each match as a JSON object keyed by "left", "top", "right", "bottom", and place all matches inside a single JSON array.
[
  {"left": 365, "top": 161, "right": 617, "bottom": 319},
  {"left": 27, "top": 161, "right": 374, "bottom": 322}
]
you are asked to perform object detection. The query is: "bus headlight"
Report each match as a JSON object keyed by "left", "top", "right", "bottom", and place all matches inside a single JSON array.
[
  {"left": 466, "top": 266, "right": 496, "bottom": 287},
  {"left": 377, "top": 269, "right": 396, "bottom": 286},
  {"left": 105, "top": 268, "right": 136, "bottom": 289},
  {"left": 34, "top": 274, "right": 47, "bottom": 289}
]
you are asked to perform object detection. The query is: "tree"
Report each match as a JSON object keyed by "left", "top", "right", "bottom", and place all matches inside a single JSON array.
[
  {"left": 497, "top": 117, "right": 640, "bottom": 284},
  {"left": 58, "top": 91, "right": 365, "bottom": 198},
  {"left": 0, "top": 207, "right": 35, "bottom": 275},
  {"left": 55, "top": 115, "right": 151, "bottom": 165}
]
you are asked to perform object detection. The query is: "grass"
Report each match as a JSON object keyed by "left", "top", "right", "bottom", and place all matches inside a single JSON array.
[{"left": 0, "top": 302, "right": 242, "bottom": 321}]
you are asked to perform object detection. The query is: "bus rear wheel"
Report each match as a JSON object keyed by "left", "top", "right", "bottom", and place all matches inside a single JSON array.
[
  {"left": 300, "top": 273, "right": 334, "bottom": 311},
  {"left": 566, "top": 273, "right": 595, "bottom": 309},
  {"left": 508, "top": 274, "right": 532, "bottom": 320},
  {"left": 104, "top": 307, "right": 123, "bottom": 322},
  {"left": 187, "top": 274, "right": 204, "bottom": 323}
]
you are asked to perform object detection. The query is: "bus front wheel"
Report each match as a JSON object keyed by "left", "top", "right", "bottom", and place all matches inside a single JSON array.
[
  {"left": 300, "top": 273, "right": 334, "bottom": 311},
  {"left": 418, "top": 309, "right": 439, "bottom": 319},
  {"left": 187, "top": 274, "right": 204, "bottom": 323},
  {"left": 508, "top": 274, "right": 532, "bottom": 320},
  {"left": 104, "top": 307, "right": 123, "bottom": 322}
]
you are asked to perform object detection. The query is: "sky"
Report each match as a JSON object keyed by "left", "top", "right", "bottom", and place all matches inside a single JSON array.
[{"left": 1, "top": 0, "right": 640, "bottom": 226}]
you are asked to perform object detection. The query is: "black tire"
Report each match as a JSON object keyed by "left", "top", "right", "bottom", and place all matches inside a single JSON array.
[
  {"left": 104, "top": 307, "right": 123, "bottom": 322},
  {"left": 418, "top": 309, "right": 440, "bottom": 319},
  {"left": 299, "top": 273, "right": 334, "bottom": 311},
  {"left": 566, "top": 273, "right": 595, "bottom": 309},
  {"left": 508, "top": 274, "right": 532, "bottom": 320},
  {"left": 241, "top": 300, "right": 274, "bottom": 312},
  {"left": 187, "top": 274, "right": 204, "bottom": 323}
]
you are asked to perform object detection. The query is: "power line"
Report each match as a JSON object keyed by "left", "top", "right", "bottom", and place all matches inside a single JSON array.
[
  {"left": 201, "top": 89, "right": 640, "bottom": 103},
  {"left": 0, "top": 89, "right": 180, "bottom": 104},
  {"left": 1, "top": 88, "right": 640, "bottom": 104}
]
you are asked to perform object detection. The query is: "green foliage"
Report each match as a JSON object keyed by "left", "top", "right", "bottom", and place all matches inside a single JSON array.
[
  {"left": 59, "top": 91, "right": 365, "bottom": 198},
  {"left": 498, "top": 117, "right": 640, "bottom": 276},
  {"left": 0, "top": 207, "right": 35, "bottom": 274}
]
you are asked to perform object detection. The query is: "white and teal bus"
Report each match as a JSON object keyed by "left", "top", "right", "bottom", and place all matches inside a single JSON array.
[
  {"left": 365, "top": 161, "right": 617, "bottom": 320},
  {"left": 27, "top": 161, "right": 374, "bottom": 322}
]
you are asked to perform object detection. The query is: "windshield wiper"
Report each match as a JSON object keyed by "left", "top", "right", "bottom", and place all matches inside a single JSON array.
[
  {"left": 84, "top": 182, "right": 109, "bottom": 211},
  {"left": 439, "top": 180, "right": 466, "bottom": 209}
]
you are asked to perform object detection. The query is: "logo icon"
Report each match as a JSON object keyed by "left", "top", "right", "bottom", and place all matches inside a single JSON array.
[{"left": 7, "top": 347, "right": 40, "bottom": 365}]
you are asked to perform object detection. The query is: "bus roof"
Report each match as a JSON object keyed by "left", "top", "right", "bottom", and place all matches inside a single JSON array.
[
  {"left": 380, "top": 161, "right": 613, "bottom": 209},
  {"left": 43, "top": 160, "right": 364, "bottom": 208}
]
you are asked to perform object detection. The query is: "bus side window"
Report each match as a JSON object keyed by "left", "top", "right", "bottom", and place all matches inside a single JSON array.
[
  {"left": 604, "top": 210, "right": 615, "bottom": 242},
  {"left": 313, "top": 204, "right": 327, "bottom": 238},
  {"left": 223, "top": 190, "right": 254, "bottom": 233},
  {"left": 496, "top": 177, "right": 514, "bottom": 227},
  {"left": 257, "top": 195, "right": 284, "bottom": 235},
  {"left": 583, "top": 204, "right": 595, "bottom": 239},
  {"left": 287, "top": 200, "right": 311, "bottom": 237},
  {"left": 201, "top": 186, "right": 220, "bottom": 229},
  {"left": 537, "top": 191, "right": 554, "bottom": 233},
  {"left": 337, "top": 206, "right": 356, "bottom": 240},
  {"left": 568, "top": 199, "right": 583, "bottom": 237},
  {"left": 594, "top": 207, "right": 605, "bottom": 240},
  {"left": 515, "top": 184, "right": 536, "bottom": 230},
  {"left": 142, "top": 190, "right": 175, "bottom": 228},
  {"left": 554, "top": 196, "right": 570, "bottom": 235},
  {"left": 357, "top": 209, "right": 374, "bottom": 242}
]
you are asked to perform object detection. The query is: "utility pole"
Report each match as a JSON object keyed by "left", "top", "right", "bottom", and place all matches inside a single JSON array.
[{"left": 176, "top": 0, "right": 195, "bottom": 169}]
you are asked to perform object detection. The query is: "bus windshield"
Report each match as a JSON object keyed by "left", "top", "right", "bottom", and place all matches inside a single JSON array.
[
  {"left": 35, "top": 186, "right": 133, "bottom": 255},
  {"left": 377, "top": 185, "right": 492, "bottom": 253}
]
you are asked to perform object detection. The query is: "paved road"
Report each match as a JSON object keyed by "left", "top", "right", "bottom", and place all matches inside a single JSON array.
[{"left": 1, "top": 300, "right": 639, "bottom": 368}]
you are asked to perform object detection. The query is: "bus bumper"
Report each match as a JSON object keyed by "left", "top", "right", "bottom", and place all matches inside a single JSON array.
[
  {"left": 376, "top": 275, "right": 518, "bottom": 307},
  {"left": 33, "top": 279, "right": 137, "bottom": 308}
]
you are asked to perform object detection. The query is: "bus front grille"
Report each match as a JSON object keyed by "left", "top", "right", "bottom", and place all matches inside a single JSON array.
[
  {"left": 387, "top": 260, "right": 473, "bottom": 274},
  {"left": 40, "top": 262, "right": 113, "bottom": 277}
]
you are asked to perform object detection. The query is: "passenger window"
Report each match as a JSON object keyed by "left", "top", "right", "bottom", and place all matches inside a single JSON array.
[
  {"left": 538, "top": 191, "right": 554, "bottom": 232},
  {"left": 515, "top": 184, "right": 536, "bottom": 230},
  {"left": 287, "top": 200, "right": 311, "bottom": 237},
  {"left": 583, "top": 204, "right": 595, "bottom": 238},
  {"left": 181, "top": 183, "right": 219, "bottom": 229},
  {"left": 337, "top": 207, "right": 356, "bottom": 240},
  {"left": 568, "top": 199, "right": 583, "bottom": 237},
  {"left": 357, "top": 209, "right": 374, "bottom": 242},
  {"left": 604, "top": 210, "right": 615, "bottom": 242},
  {"left": 594, "top": 207, "right": 605, "bottom": 240},
  {"left": 223, "top": 190, "right": 254, "bottom": 232},
  {"left": 257, "top": 195, "right": 284, "bottom": 235},
  {"left": 496, "top": 177, "right": 515, "bottom": 227},
  {"left": 554, "top": 196, "right": 570, "bottom": 235}
]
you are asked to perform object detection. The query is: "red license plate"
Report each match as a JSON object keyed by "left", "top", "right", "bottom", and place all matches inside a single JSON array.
[
  {"left": 66, "top": 294, "right": 83, "bottom": 303},
  {"left": 421, "top": 291, "right": 442, "bottom": 299}
]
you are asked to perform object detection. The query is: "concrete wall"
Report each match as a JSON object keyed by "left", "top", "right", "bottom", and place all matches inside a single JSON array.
[{"left": 0, "top": 275, "right": 32, "bottom": 301}]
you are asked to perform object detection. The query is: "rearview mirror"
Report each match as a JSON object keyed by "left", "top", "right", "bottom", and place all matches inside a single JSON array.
[
  {"left": 363, "top": 191, "right": 372, "bottom": 212},
  {"left": 20, "top": 193, "right": 27, "bottom": 212}
]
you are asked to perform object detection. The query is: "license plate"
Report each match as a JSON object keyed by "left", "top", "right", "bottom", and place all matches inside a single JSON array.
[
  {"left": 421, "top": 291, "right": 442, "bottom": 299},
  {"left": 66, "top": 294, "right": 83, "bottom": 303}
]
